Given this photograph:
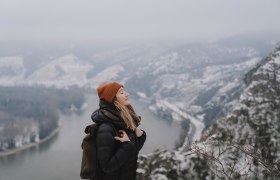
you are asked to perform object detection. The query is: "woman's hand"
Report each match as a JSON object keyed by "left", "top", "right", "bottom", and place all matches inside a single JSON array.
[
  {"left": 135, "top": 128, "right": 143, "bottom": 137},
  {"left": 114, "top": 130, "right": 130, "bottom": 142}
]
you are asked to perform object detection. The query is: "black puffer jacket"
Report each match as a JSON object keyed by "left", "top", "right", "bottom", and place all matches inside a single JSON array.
[{"left": 91, "top": 100, "right": 146, "bottom": 180}]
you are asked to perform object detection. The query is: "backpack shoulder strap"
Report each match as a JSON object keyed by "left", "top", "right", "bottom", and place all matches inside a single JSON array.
[{"left": 84, "top": 123, "right": 100, "bottom": 134}]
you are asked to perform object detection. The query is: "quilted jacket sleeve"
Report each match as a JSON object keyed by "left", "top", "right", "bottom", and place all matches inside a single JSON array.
[{"left": 137, "top": 130, "right": 146, "bottom": 151}]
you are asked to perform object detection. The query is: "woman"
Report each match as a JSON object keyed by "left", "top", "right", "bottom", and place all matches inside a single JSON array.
[{"left": 91, "top": 82, "right": 146, "bottom": 180}]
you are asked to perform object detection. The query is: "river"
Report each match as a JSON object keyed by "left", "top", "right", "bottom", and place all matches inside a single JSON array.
[{"left": 0, "top": 94, "right": 182, "bottom": 180}]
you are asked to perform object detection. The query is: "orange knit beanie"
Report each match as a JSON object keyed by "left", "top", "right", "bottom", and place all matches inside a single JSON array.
[{"left": 96, "top": 82, "right": 123, "bottom": 103}]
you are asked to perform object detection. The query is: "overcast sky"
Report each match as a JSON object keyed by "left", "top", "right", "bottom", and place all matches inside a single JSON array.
[{"left": 0, "top": 0, "right": 280, "bottom": 43}]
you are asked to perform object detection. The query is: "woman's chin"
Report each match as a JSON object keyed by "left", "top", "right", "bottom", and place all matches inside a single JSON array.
[{"left": 125, "top": 100, "right": 131, "bottom": 106}]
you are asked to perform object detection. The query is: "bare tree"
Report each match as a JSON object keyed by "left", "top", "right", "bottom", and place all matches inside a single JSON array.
[{"left": 184, "top": 138, "right": 280, "bottom": 179}]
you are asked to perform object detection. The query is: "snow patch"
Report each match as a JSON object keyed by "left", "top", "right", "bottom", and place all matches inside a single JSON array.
[{"left": 137, "top": 91, "right": 147, "bottom": 98}]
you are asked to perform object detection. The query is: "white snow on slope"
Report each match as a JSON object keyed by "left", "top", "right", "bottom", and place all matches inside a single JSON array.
[
  {"left": 28, "top": 54, "right": 94, "bottom": 88},
  {"left": 0, "top": 56, "right": 25, "bottom": 86},
  {"left": 88, "top": 64, "right": 124, "bottom": 87}
]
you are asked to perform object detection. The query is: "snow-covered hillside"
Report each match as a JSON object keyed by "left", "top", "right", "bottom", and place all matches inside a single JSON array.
[
  {"left": 28, "top": 54, "right": 94, "bottom": 88},
  {"left": 125, "top": 43, "right": 261, "bottom": 144},
  {"left": 137, "top": 44, "right": 280, "bottom": 180},
  {"left": 0, "top": 43, "right": 169, "bottom": 89},
  {"left": 0, "top": 56, "right": 25, "bottom": 86}
]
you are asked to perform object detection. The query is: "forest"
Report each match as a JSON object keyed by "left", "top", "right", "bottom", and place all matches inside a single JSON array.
[{"left": 0, "top": 85, "right": 85, "bottom": 150}]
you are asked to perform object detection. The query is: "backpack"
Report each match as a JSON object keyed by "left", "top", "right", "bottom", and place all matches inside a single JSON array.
[
  {"left": 80, "top": 109, "right": 118, "bottom": 179},
  {"left": 80, "top": 123, "right": 100, "bottom": 179}
]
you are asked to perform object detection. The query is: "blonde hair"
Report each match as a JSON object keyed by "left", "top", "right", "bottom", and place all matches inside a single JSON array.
[{"left": 114, "top": 100, "right": 141, "bottom": 130}]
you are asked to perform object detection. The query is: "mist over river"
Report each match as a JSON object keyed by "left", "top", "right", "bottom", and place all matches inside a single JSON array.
[{"left": 0, "top": 94, "right": 182, "bottom": 180}]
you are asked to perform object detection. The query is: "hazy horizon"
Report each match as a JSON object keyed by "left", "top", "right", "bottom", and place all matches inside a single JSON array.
[{"left": 1, "top": 0, "right": 280, "bottom": 43}]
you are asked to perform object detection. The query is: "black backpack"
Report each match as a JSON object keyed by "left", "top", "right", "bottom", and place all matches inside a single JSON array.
[{"left": 80, "top": 109, "right": 118, "bottom": 179}]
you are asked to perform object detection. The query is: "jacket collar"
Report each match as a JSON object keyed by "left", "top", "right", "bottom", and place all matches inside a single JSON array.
[{"left": 91, "top": 100, "right": 126, "bottom": 129}]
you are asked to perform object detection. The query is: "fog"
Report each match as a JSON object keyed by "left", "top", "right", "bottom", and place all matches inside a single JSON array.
[{"left": 1, "top": 0, "right": 280, "bottom": 43}]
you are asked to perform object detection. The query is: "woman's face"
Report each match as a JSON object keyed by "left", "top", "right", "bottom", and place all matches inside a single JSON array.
[{"left": 116, "top": 87, "right": 130, "bottom": 106}]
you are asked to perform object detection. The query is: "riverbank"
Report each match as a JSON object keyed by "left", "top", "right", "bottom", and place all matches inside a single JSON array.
[
  {"left": 0, "top": 126, "right": 62, "bottom": 157},
  {"left": 161, "top": 100, "right": 205, "bottom": 141}
]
